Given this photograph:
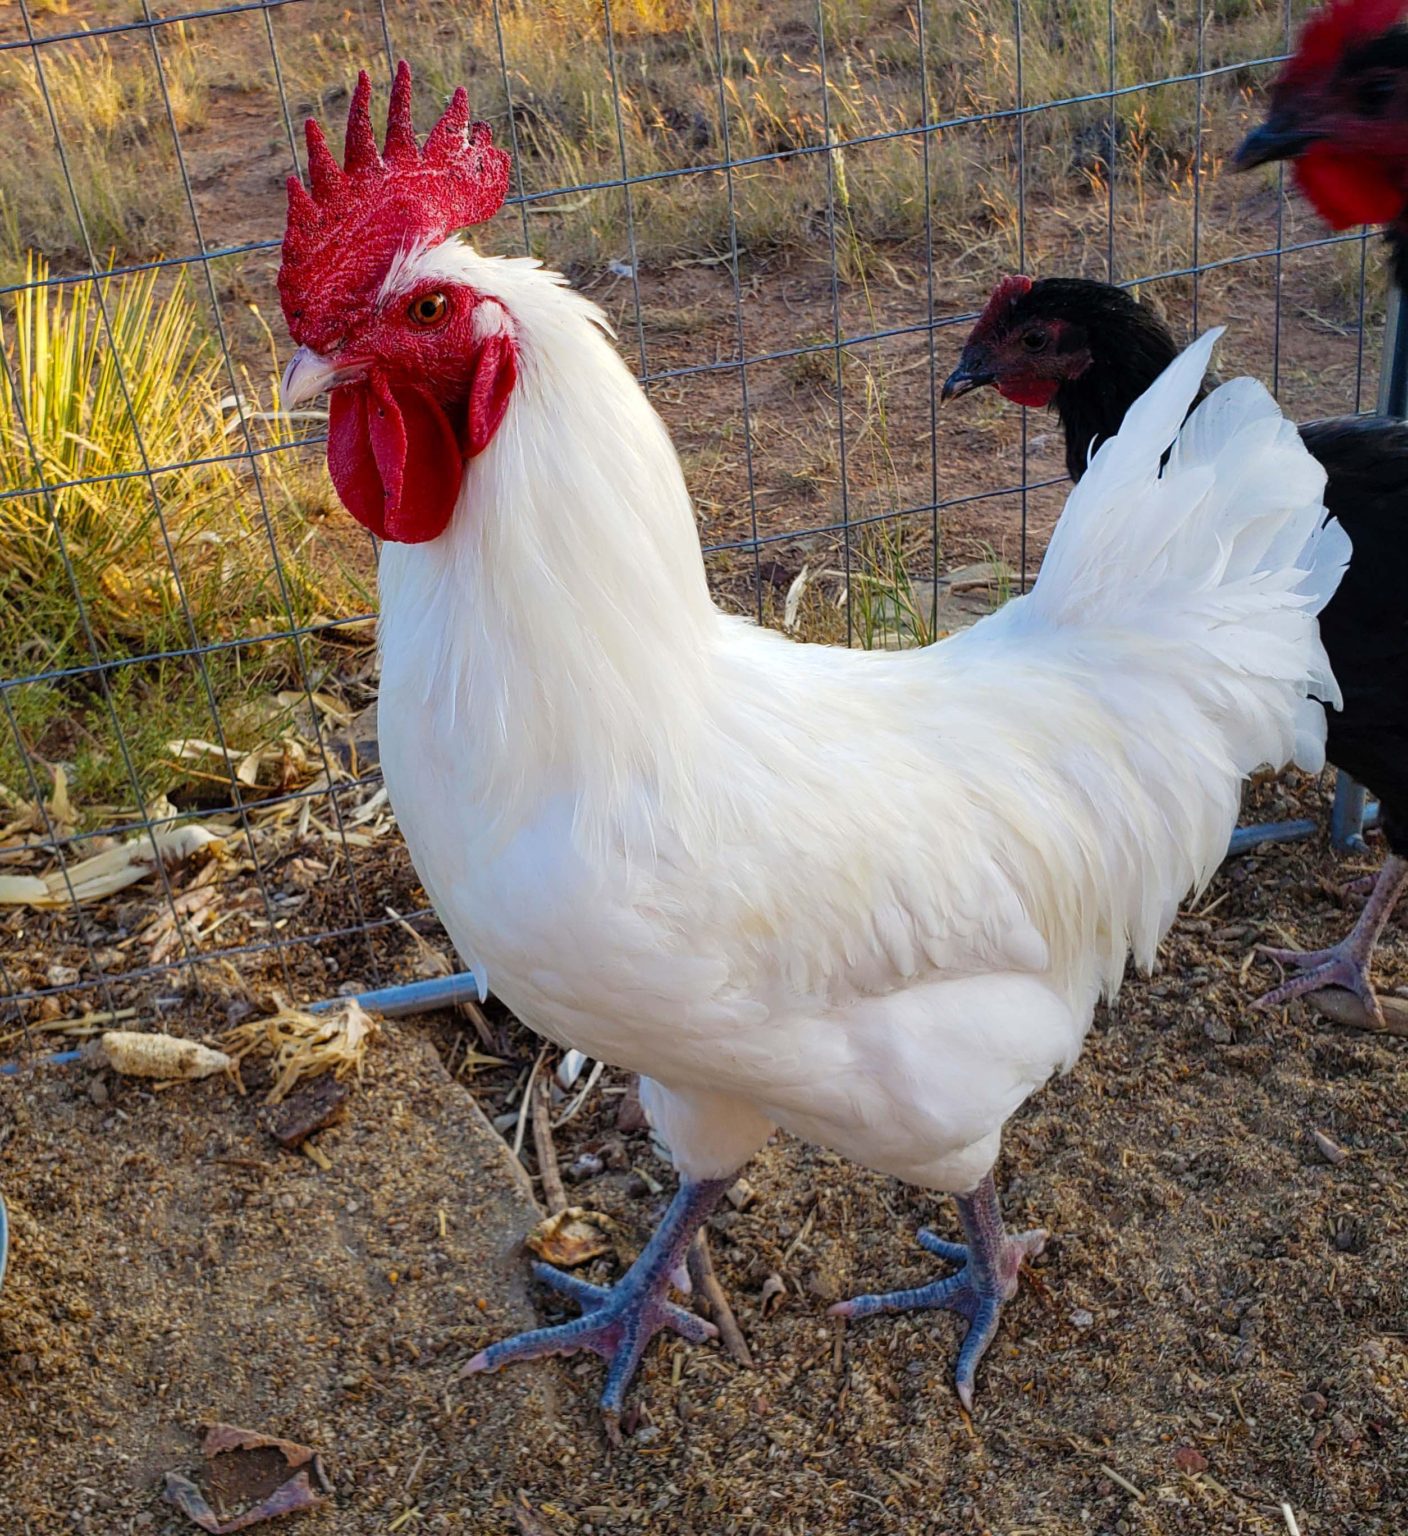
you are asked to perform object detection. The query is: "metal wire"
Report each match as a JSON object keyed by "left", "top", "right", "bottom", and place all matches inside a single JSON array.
[{"left": 0, "top": 0, "right": 1398, "bottom": 1026}]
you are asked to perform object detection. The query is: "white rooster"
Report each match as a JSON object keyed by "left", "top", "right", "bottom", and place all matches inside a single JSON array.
[{"left": 278, "top": 66, "right": 1348, "bottom": 1432}]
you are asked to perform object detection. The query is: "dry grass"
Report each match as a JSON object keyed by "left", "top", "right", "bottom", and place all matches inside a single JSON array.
[
  {"left": 0, "top": 1, "right": 1324, "bottom": 282},
  {"left": 0, "top": 24, "right": 211, "bottom": 284}
]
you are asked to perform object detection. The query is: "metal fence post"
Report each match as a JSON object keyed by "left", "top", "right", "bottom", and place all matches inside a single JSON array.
[{"left": 1378, "top": 283, "right": 1408, "bottom": 418}]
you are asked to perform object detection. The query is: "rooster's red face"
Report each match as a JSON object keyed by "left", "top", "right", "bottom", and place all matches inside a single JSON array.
[
  {"left": 1234, "top": 0, "right": 1408, "bottom": 230},
  {"left": 942, "top": 275, "right": 1094, "bottom": 410},
  {"left": 278, "top": 63, "right": 517, "bottom": 544}
]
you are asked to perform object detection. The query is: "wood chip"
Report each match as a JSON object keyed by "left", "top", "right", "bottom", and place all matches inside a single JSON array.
[
  {"left": 726, "top": 1177, "right": 756, "bottom": 1211},
  {"left": 530, "top": 1075, "right": 568, "bottom": 1215},
  {"left": 689, "top": 1229, "right": 753, "bottom": 1368},
  {"left": 262, "top": 1078, "right": 350, "bottom": 1149},
  {"left": 1311, "top": 1128, "right": 1348, "bottom": 1166},
  {"left": 1099, "top": 1464, "right": 1145, "bottom": 1502},
  {"left": 1308, "top": 987, "right": 1408, "bottom": 1037}
]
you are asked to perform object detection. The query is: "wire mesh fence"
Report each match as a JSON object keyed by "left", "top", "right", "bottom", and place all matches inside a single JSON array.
[{"left": 0, "top": 0, "right": 1398, "bottom": 1032}]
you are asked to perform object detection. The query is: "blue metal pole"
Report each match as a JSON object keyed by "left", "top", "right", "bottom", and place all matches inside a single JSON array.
[
  {"left": 308, "top": 973, "right": 484, "bottom": 1018},
  {"left": 0, "top": 1047, "right": 87, "bottom": 1076},
  {"left": 1330, "top": 774, "right": 1371, "bottom": 855},
  {"left": 1226, "top": 818, "right": 1319, "bottom": 856}
]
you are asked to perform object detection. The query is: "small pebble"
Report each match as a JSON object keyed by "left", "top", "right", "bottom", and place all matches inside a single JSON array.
[
  {"left": 1069, "top": 1308, "right": 1094, "bottom": 1330},
  {"left": 46, "top": 963, "right": 80, "bottom": 989},
  {"left": 1300, "top": 1391, "right": 1328, "bottom": 1417},
  {"left": 1203, "top": 1018, "right": 1233, "bottom": 1044},
  {"left": 87, "top": 1076, "right": 109, "bottom": 1107},
  {"left": 1173, "top": 1446, "right": 1207, "bottom": 1473}
]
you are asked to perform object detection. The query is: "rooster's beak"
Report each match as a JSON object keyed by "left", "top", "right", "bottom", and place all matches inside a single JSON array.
[
  {"left": 281, "top": 346, "right": 367, "bottom": 408},
  {"left": 941, "top": 358, "right": 994, "bottom": 403},
  {"left": 1234, "top": 118, "right": 1322, "bottom": 171}
]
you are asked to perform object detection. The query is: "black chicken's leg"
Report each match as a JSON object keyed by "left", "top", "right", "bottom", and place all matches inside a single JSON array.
[{"left": 1255, "top": 853, "right": 1408, "bottom": 1027}]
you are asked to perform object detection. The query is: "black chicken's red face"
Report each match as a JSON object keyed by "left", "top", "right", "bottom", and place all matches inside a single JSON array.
[
  {"left": 1235, "top": 0, "right": 1408, "bottom": 229},
  {"left": 942, "top": 276, "right": 1094, "bottom": 410}
]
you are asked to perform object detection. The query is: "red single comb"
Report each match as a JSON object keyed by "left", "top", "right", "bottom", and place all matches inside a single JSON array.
[
  {"left": 969, "top": 274, "right": 1034, "bottom": 346},
  {"left": 278, "top": 60, "right": 510, "bottom": 350},
  {"left": 1280, "top": 0, "right": 1407, "bottom": 86}
]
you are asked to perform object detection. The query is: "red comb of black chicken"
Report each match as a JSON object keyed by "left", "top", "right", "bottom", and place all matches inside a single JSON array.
[
  {"left": 1278, "top": 0, "right": 1406, "bottom": 88},
  {"left": 966, "top": 274, "right": 1034, "bottom": 347},
  {"left": 278, "top": 61, "right": 509, "bottom": 353}
]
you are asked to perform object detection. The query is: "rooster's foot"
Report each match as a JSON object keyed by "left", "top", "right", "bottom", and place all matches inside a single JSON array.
[
  {"left": 464, "top": 1176, "right": 731, "bottom": 1438},
  {"left": 829, "top": 1173, "right": 1046, "bottom": 1410}
]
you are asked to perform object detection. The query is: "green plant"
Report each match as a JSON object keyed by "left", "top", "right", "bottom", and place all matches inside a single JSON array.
[{"left": 0, "top": 257, "right": 357, "bottom": 811}]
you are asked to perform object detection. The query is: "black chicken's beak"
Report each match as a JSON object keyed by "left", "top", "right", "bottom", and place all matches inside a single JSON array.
[
  {"left": 941, "top": 357, "right": 994, "bottom": 403},
  {"left": 1234, "top": 117, "right": 1322, "bottom": 171}
]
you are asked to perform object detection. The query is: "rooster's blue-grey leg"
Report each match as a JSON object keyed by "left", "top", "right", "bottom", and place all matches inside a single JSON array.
[
  {"left": 1255, "top": 853, "right": 1408, "bottom": 1028},
  {"left": 466, "top": 1176, "right": 732, "bottom": 1437},
  {"left": 829, "top": 1172, "right": 1047, "bottom": 1410}
]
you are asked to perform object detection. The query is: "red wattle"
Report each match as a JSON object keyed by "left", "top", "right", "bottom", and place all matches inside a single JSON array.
[
  {"left": 326, "top": 374, "right": 464, "bottom": 544},
  {"left": 467, "top": 330, "right": 518, "bottom": 458},
  {"left": 1295, "top": 148, "right": 1403, "bottom": 231},
  {"left": 996, "top": 375, "right": 1060, "bottom": 409}
]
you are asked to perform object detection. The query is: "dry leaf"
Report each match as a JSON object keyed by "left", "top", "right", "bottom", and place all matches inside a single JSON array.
[
  {"left": 47, "top": 764, "right": 74, "bottom": 831},
  {"left": 782, "top": 563, "right": 810, "bottom": 634},
  {"left": 0, "top": 822, "right": 227, "bottom": 909},
  {"left": 164, "top": 1422, "right": 328, "bottom": 1533},
  {"left": 525, "top": 1207, "right": 616, "bottom": 1267}
]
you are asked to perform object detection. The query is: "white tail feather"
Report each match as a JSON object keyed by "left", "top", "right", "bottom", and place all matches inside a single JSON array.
[{"left": 986, "top": 329, "right": 1350, "bottom": 982}]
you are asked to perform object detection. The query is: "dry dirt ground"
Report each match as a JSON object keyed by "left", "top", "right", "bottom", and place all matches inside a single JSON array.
[{"left": 0, "top": 769, "right": 1405, "bottom": 1536}]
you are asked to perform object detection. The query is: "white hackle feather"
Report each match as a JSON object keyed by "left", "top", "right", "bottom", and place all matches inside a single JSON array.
[{"left": 373, "top": 244, "right": 1348, "bottom": 1193}]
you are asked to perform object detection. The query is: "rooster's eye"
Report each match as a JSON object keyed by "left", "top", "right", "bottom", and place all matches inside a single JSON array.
[
  {"left": 408, "top": 292, "right": 450, "bottom": 328},
  {"left": 1022, "top": 331, "right": 1048, "bottom": 353},
  {"left": 1356, "top": 73, "right": 1396, "bottom": 116}
]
